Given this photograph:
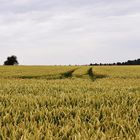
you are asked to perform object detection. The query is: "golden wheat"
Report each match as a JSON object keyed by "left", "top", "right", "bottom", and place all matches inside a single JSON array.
[{"left": 0, "top": 66, "right": 140, "bottom": 140}]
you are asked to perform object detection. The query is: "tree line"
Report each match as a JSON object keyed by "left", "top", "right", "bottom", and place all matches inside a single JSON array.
[
  {"left": 3, "top": 55, "right": 140, "bottom": 66},
  {"left": 90, "top": 59, "right": 140, "bottom": 66}
]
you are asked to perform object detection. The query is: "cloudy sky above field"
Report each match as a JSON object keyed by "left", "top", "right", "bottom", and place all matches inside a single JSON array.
[{"left": 0, "top": 0, "right": 140, "bottom": 65}]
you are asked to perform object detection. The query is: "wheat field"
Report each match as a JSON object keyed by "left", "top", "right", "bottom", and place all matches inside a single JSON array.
[{"left": 0, "top": 66, "right": 140, "bottom": 140}]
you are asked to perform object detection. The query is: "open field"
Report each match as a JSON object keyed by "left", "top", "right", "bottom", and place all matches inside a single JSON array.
[{"left": 0, "top": 66, "right": 140, "bottom": 140}]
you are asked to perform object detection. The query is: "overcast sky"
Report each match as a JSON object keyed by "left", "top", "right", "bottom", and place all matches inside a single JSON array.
[{"left": 0, "top": 0, "right": 140, "bottom": 65}]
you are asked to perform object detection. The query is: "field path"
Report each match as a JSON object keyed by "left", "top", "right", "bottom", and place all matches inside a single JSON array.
[
  {"left": 60, "top": 68, "right": 79, "bottom": 79},
  {"left": 87, "top": 67, "right": 94, "bottom": 81},
  {"left": 72, "top": 66, "right": 94, "bottom": 80}
]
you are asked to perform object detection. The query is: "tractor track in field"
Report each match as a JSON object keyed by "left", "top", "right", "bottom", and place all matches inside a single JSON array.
[
  {"left": 87, "top": 67, "right": 108, "bottom": 81},
  {"left": 14, "top": 68, "right": 79, "bottom": 80},
  {"left": 61, "top": 68, "right": 79, "bottom": 79},
  {"left": 72, "top": 67, "right": 94, "bottom": 81},
  {"left": 87, "top": 67, "right": 94, "bottom": 81},
  {"left": 10, "top": 67, "right": 107, "bottom": 81}
]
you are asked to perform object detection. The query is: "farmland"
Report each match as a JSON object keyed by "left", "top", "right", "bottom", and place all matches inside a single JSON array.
[{"left": 0, "top": 66, "right": 140, "bottom": 140}]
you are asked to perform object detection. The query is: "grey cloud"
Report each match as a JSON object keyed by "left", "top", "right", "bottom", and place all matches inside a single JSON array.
[{"left": 0, "top": 0, "right": 140, "bottom": 65}]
